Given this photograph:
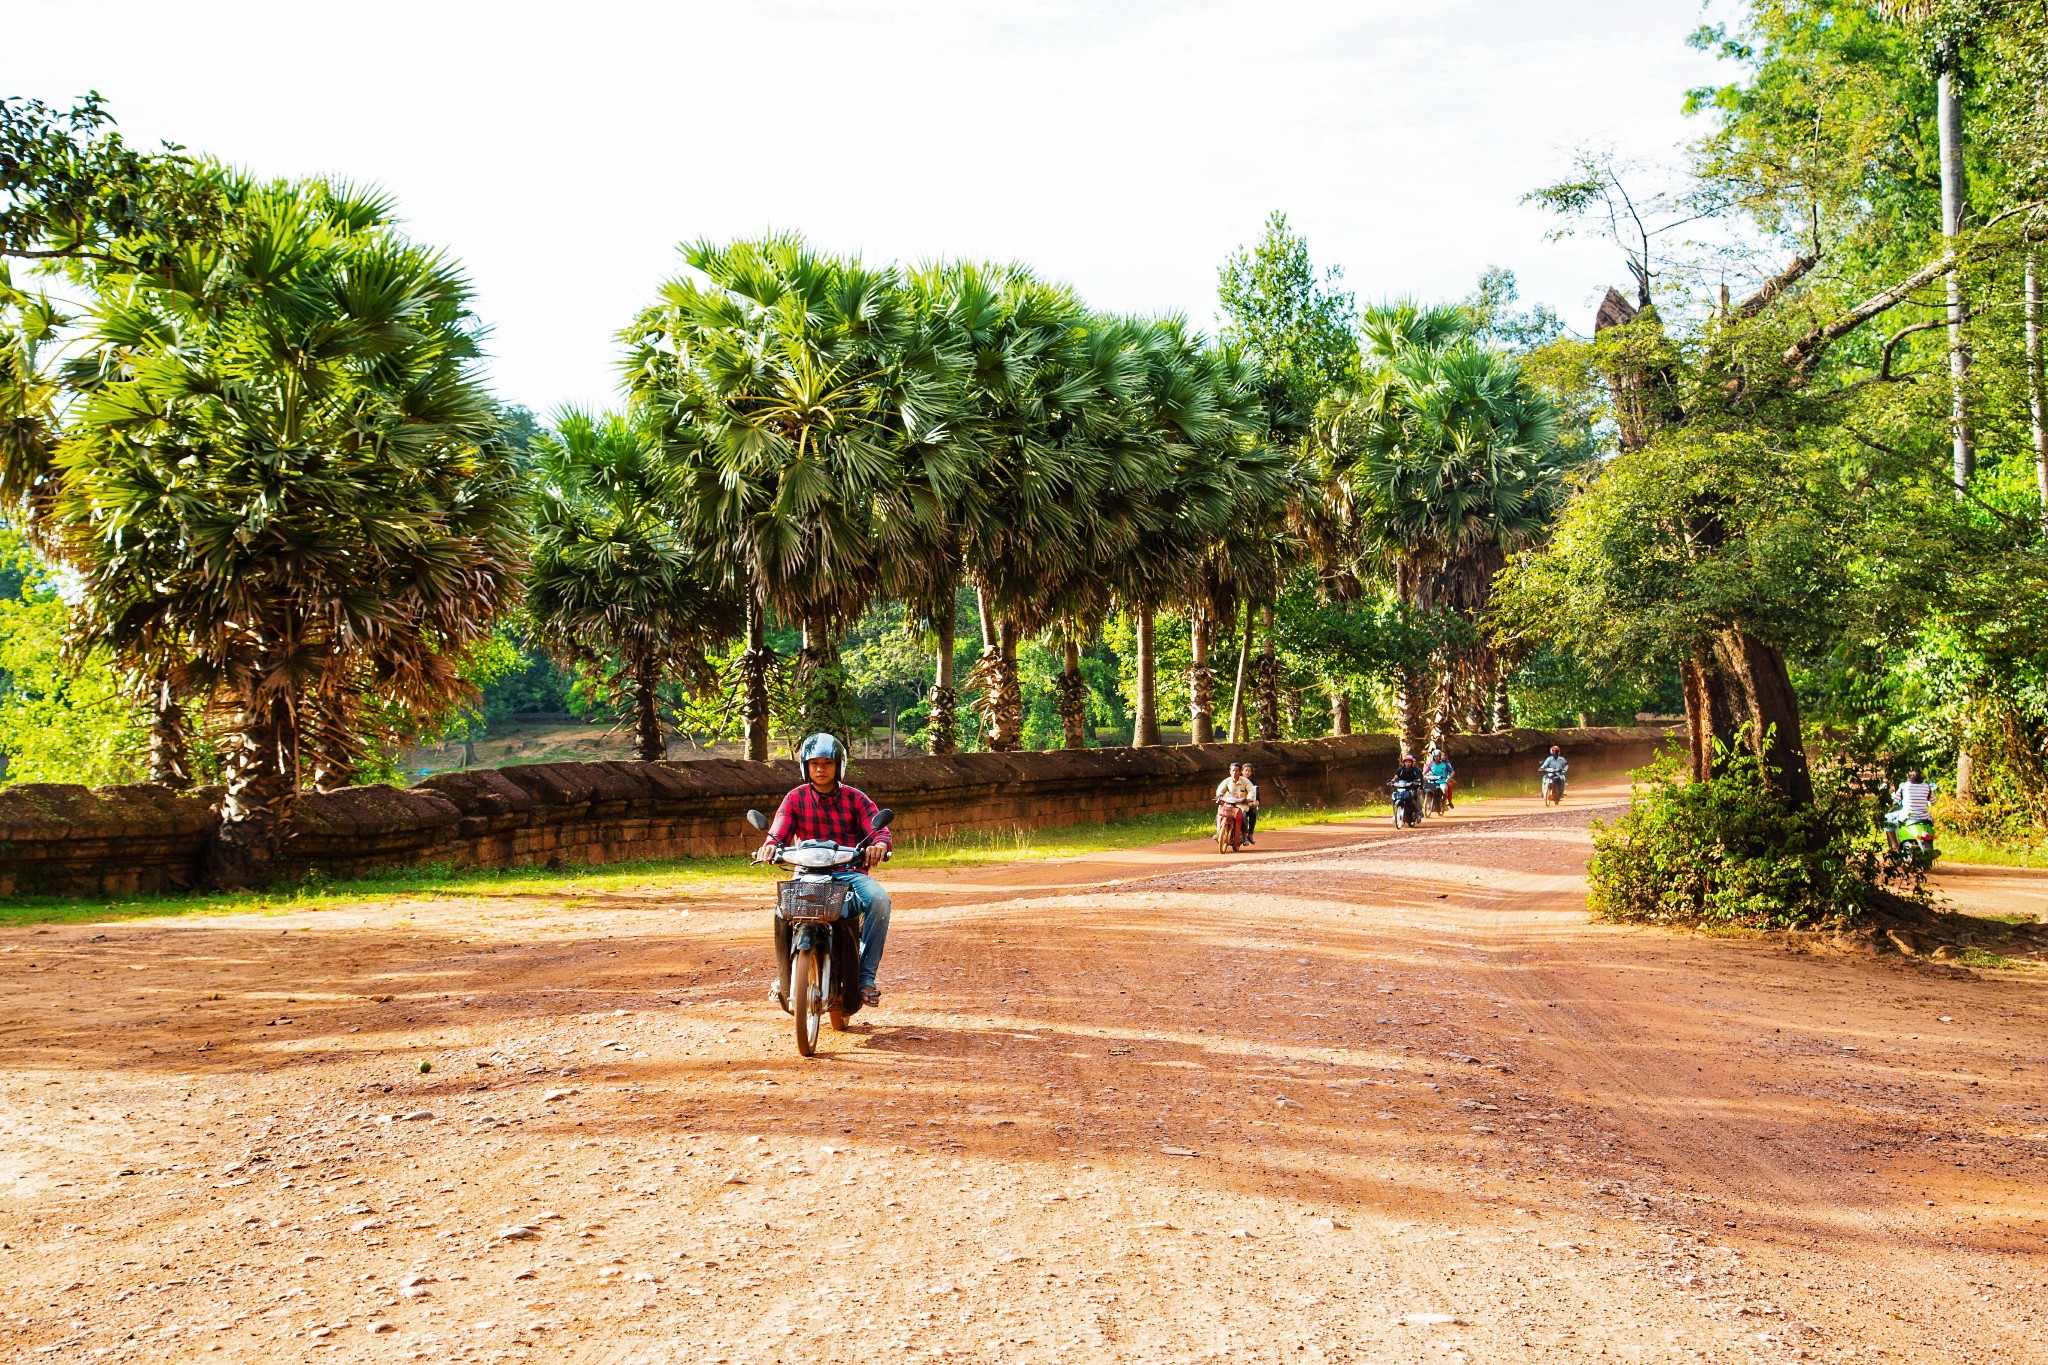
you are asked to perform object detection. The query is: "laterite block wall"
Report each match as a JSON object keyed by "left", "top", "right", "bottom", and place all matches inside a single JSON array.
[{"left": 0, "top": 727, "right": 1676, "bottom": 896}]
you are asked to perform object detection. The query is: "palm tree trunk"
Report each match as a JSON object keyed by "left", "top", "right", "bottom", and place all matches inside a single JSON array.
[
  {"left": 1395, "top": 665, "right": 1428, "bottom": 760},
  {"left": 146, "top": 670, "right": 192, "bottom": 790},
  {"left": 742, "top": 590, "right": 770, "bottom": 763},
  {"left": 1056, "top": 631, "right": 1088, "bottom": 750},
  {"left": 928, "top": 603, "right": 959, "bottom": 756},
  {"left": 631, "top": 658, "right": 664, "bottom": 762},
  {"left": 1254, "top": 604, "right": 1280, "bottom": 741},
  {"left": 1938, "top": 39, "right": 1973, "bottom": 492},
  {"left": 207, "top": 683, "right": 300, "bottom": 890},
  {"left": 1188, "top": 608, "right": 1214, "bottom": 745},
  {"left": 1329, "top": 685, "right": 1350, "bottom": 737},
  {"left": 1132, "top": 605, "right": 1161, "bottom": 748},
  {"left": 1492, "top": 667, "right": 1514, "bottom": 732},
  {"left": 988, "top": 616, "right": 1023, "bottom": 752},
  {"left": 305, "top": 667, "right": 364, "bottom": 794},
  {"left": 2029, "top": 249, "right": 2047, "bottom": 533},
  {"left": 1228, "top": 604, "right": 1253, "bottom": 742}
]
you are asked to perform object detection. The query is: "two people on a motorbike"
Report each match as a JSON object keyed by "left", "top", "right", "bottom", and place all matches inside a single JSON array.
[
  {"left": 1425, "top": 748, "right": 1456, "bottom": 811},
  {"left": 754, "top": 733, "right": 893, "bottom": 1008},
  {"left": 1884, "top": 769, "right": 1936, "bottom": 853},
  {"left": 1215, "top": 761, "right": 1260, "bottom": 846}
]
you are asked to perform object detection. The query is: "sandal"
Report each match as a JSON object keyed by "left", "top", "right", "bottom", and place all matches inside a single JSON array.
[{"left": 861, "top": 985, "right": 881, "bottom": 1007}]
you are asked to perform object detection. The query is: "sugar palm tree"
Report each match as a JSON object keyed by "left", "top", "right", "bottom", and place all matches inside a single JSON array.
[
  {"left": 525, "top": 409, "right": 743, "bottom": 761},
  {"left": 1107, "top": 319, "right": 1252, "bottom": 746},
  {"left": 625, "top": 234, "right": 968, "bottom": 753},
  {"left": 935, "top": 267, "right": 1135, "bottom": 751},
  {"left": 1316, "top": 320, "right": 1567, "bottom": 752},
  {"left": 51, "top": 176, "right": 523, "bottom": 885}
]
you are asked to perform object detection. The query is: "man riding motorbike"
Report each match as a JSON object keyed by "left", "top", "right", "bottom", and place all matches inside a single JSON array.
[
  {"left": 1426, "top": 748, "right": 1456, "bottom": 811},
  {"left": 1539, "top": 745, "right": 1569, "bottom": 801},
  {"left": 755, "top": 733, "right": 893, "bottom": 1008},
  {"left": 1241, "top": 763, "right": 1262, "bottom": 844},
  {"left": 1214, "top": 762, "right": 1253, "bottom": 848}
]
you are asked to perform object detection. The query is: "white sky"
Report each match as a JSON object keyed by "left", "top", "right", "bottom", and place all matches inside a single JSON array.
[{"left": 6, "top": 0, "right": 1730, "bottom": 416}]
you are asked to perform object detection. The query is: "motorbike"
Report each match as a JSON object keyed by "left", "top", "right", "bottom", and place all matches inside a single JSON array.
[
  {"left": 1541, "top": 769, "right": 1567, "bottom": 805},
  {"left": 744, "top": 806, "right": 893, "bottom": 1058},
  {"left": 1885, "top": 812, "right": 1938, "bottom": 868},
  {"left": 1423, "top": 775, "right": 1450, "bottom": 816},
  {"left": 1215, "top": 799, "right": 1247, "bottom": 854},
  {"left": 1389, "top": 778, "right": 1424, "bottom": 829}
]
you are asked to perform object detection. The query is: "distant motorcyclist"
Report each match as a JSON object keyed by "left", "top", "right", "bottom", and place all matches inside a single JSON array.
[
  {"left": 1884, "top": 769, "right": 1936, "bottom": 852},
  {"left": 1241, "top": 763, "right": 1262, "bottom": 845},
  {"left": 1539, "top": 745, "right": 1569, "bottom": 803},
  {"left": 1426, "top": 748, "right": 1457, "bottom": 810},
  {"left": 1389, "top": 752, "right": 1426, "bottom": 827},
  {"left": 755, "top": 733, "right": 893, "bottom": 1008},
  {"left": 1214, "top": 762, "right": 1253, "bottom": 846}
]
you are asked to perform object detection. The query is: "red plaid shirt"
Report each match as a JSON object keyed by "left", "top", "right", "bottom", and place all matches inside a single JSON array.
[{"left": 767, "top": 782, "right": 892, "bottom": 854}]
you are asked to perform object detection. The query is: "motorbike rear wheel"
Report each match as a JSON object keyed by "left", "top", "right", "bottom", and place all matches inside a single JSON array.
[{"left": 790, "top": 948, "right": 822, "bottom": 1057}]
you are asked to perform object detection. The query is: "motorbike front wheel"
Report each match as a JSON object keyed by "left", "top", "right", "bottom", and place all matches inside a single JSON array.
[{"left": 790, "top": 947, "right": 824, "bottom": 1057}]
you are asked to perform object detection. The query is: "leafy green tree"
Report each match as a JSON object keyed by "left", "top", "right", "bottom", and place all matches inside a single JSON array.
[
  {"left": 0, "top": 530, "right": 147, "bottom": 787},
  {"left": 1216, "top": 210, "right": 1359, "bottom": 446},
  {"left": 525, "top": 409, "right": 742, "bottom": 761}
]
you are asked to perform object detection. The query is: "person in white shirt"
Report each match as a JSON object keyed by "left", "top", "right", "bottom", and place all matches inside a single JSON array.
[
  {"left": 1885, "top": 769, "right": 1936, "bottom": 849},
  {"left": 1241, "top": 763, "right": 1262, "bottom": 844},
  {"left": 1215, "top": 762, "right": 1253, "bottom": 844}
]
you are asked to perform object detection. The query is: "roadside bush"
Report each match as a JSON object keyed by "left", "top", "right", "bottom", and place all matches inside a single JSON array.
[{"left": 1588, "top": 743, "right": 1910, "bottom": 930}]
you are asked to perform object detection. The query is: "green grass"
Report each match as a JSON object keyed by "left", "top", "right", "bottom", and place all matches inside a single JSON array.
[
  {"left": 890, "top": 797, "right": 1398, "bottom": 867},
  {"left": 1933, "top": 834, "right": 2048, "bottom": 870},
  {"left": 0, "top": 793, "right": 1438, "bottom": 927}
]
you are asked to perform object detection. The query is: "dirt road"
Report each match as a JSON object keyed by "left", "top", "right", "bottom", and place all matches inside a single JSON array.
[{"left": 3, "top": 780, "right": 2045, "bottom": 1363}]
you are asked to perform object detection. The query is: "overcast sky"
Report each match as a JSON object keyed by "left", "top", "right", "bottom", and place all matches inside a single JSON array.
[{"left": 7, "top": 0, "right": 1729, "bottom": 416}]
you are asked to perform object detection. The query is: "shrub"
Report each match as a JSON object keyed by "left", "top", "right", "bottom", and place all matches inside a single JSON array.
[{"left": 1588, "top": 743, "right": 1911, "bottom": 930}]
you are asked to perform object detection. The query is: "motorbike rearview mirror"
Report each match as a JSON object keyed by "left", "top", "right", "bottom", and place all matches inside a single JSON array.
[
  {"left": 872, "top": 808, "right": 895, "bottom": 828},
  {"left": 745, "top": 809, "right": 768, "bottom": 832}
]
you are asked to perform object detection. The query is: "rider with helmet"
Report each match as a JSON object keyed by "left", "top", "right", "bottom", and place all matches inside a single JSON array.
[
  {"left": 1394, "top": 752, "right": 1425, "bottom": 787},
  {"left": 1539, "top": 745, "right": 1569, "bottom": 796},
  {"left": 1426, "top": 748, "right": 1456, "bottom": 810},
  {"left": 755, "top": 733, "right": 893, "bottom": 1008}
]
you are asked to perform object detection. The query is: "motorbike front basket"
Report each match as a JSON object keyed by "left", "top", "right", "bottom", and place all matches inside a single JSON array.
[{"left": 777, "top": 879, "right": 850, "bottom": 923}]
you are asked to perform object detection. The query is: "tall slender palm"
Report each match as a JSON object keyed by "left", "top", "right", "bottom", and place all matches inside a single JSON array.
[
  {"left": 1316, "top": 322, "right": 1567, "bottom": 752},
  {"left": 625, "top": 234, "right": 968, "bottom": 753},
  {"left": 1107, "top": 319, "right": 1257, "bottom": 745},
  {"left": 51, "top": 175, "right": 523, "bottom": 885},
  {"left": 525, "top": 409, "right": 742, "bottom": 761},
  {"left": 935, "top": 268, "right": 1135, "bottom": 751}
]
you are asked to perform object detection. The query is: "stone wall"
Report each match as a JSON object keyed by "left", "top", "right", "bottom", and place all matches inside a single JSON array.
[{"left": 0, "top": 728, "right": 1676, "bottom": 897}]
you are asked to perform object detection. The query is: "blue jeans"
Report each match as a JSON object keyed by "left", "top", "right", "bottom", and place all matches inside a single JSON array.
[{"left": 832, "top": 870, "right": 891, "bottom": 988}]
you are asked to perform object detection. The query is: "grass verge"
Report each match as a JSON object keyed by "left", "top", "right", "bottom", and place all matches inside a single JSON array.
[
  {"left": 1932, "top": 834, "right": 2048, "bottom": 870},
  {"left": 0, "top": 792, "right": 1434, "bottom": 927}
]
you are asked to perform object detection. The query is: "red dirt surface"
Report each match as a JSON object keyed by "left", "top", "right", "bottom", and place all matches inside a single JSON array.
[{"left": 2, "top": 779, "right": 2044, "bottom": 1363}]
